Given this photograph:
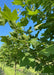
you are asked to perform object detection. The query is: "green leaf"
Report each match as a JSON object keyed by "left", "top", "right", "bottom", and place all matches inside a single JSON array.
[
  {"left": 1, "top": 5, "right": 18, "bottom": 21},
  {"left": 34, "top": 23, "right": 43, "bottom": 30},
  {"left": 12, "top": 0, "right": 24, "bottom": 6},
  {"left": 27, "top": 8, "right": 39, "bottom": 15},
  {"left": 30, "top": 38, "right": 40, "bottom": 48},
  {"left": 22, "top": 34, "right": 29, "bottom": 40},
  {"left": 40, "top": 45, "right": 54, "bottom": 57},
  {"left": 11, "top": 9, "right": 19, "bottom": 21}
]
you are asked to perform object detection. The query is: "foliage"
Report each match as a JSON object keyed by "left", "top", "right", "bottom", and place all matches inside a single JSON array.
[{"left": 0, "top": 0, "right": 54, "bottom": 74}]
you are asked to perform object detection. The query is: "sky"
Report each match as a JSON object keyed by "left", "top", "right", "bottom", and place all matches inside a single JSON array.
[{"left": 0, "top": 0, "right": 45, "bottom": 47}]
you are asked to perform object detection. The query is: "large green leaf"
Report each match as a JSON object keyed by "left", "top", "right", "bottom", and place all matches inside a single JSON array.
[
  {"left": 1, "top": 5, "right": 19, "bottom": 21},
  {"left": 40, "top": 45, "right": 54, "bottom": 57}
]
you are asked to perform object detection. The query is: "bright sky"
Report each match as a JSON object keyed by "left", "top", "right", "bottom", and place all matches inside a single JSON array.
[{"left": 0, "top": 0, "right": 45, "bottom": 47}]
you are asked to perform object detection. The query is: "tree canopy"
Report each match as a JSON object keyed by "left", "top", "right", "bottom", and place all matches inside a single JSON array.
[{"left": 0, "top": 0, "right": 54, "bottom": 74}]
